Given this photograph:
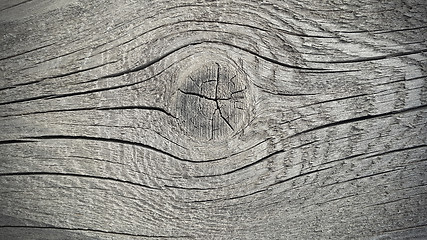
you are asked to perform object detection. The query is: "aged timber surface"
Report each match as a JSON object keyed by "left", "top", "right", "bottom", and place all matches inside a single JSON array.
[{"left": 0, "top": 0, "right": 426, "bottom": 239}]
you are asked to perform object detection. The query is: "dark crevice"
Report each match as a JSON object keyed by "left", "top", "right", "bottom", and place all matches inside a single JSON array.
[
  {"left": 186, "top": 20, "right": 336, "bottom": 38},
  {"left": 316, "top": 194, "right": 359, "bottom": 206},
  {"left": 310, "top": 49, "right": 427, "bottom": 64},
  {"left": 366, "top": 197, "right": 407, "bottom": 207},
  {"left": 0, "top": 225, "right": 193, "bottom": 238},
  {"left": 186, "top": 188, "right": 268, "bottom": 203},
  {"left": 231, "top": 88, "right": 246, "bottom": 96},
  {"left": 0, "top": 0, "right": 33, "bottom": 11},
  {"left": 338, "top": 25, "right": 427, "bottom": 34},
  {"left": 379, "top": 224, "right": 427, "bottom": 234},
  {"left": 194, "top": 150, "right": 285, "bottom": 178},
  {"left": 0, "top": 94, "right": 55, "bottom": 106},
  {"left": 0, "top": 140, "right": 36, "bottom": 145},
  {"left": 301, "top": 69, "right": 361, "bottom": 74},
  {"left": 91, "top": 42, "right": 201, "bottom": 82},
  {"left": 0, "top": 172, "right": 159, "bottom": 190},
  {"left": 301, "top": 93, "right": 368, "bottom": 107},
  {"left": 207, "top": 40, "right": 327, "bottom": 71},
  {"left": 35, "top": 46, "right": 89, "bottom": 65},
  {"left": 25, "top": 135, "right": 190, "bottom": 162},
  {"left": 0, "top": 42, "right": 54, "bottom": 61},
  {"left": 214, "top": 63, "right": 234, "bottom": 132},
  {"left": 269, "top": 167, "right": 333, "bottom": 187},
  {"left": 216, "top": 107, "right": 234, "bottom": 131},
  {"left": 291, "top": 140, "right": 319, "bottom": 149},
  {"left": 1, "top": 106, "right": 175, "bottom": 118},
  {"left": 377, "top": 75, "right": 426, "bottom": 86},
  {"left": 90, "top": 17, "right": 334, "bottom": 69},
  {"left": 178, "top": 89, "right": 230, "bottom": 101},
  {"left": 0, "top": 52, "right": 192, "bottom": 106},
  {"left": 163, "top": 185, "right": 218, "bottom": 191},
  {"left": 152, "top": 129, "right": 188, "bottom": 150},
  {"left": 43, "top": 61, "right": 119, "bottom": 80},
  {"left": 0, "top": 80, "right": 43, "bottom": 91},
  {"left": 91, "top": 40, "right": 335, "bottom": 83},
  {"left": 22, "top": 135, "right": 222, "bottom": 163},
  {"left": 319, "top": 153, "right": 368, "bottom": 166},
  {"left": 220, "top": 138, "right": 271, "bottom": 161},
  {"left": 366, "top": 144, "right": 427, "bottom": 159},
  {"left": 292, "top": 104, "right": 427, "bottom": 137},
  {"left": 0, "top": 71, "right": 160, "bottom": 106},
  {"left": 321, "top": 168, "right": 402, "bottom": 188},
  {"left": 0, "top": 40, "right": 337, "bottom": 106},
  {"left": 0, "top": 107, "right": 95, "bottom": 117},
  {"left": 69, "top": 155, "right": 126, "bottom": 166},
  {"left": 253, "top": 82, "right": 318, "bottom": 96},
  {"left": 97, "top": 106, "right": 175, "bottom": 118},
  {"left": 1, "top": 61, "right": 120, "bottom": 90},
  {"left": 260, "top": 89, "right": 319, "bottom": 96},
  {"left": 0, "top": 86, "right": 16, "bottom": 91}
]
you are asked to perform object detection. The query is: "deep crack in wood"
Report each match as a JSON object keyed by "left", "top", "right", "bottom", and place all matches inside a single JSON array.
[{"left": 177, "top": 60, "right": 248, "bottom": 141}]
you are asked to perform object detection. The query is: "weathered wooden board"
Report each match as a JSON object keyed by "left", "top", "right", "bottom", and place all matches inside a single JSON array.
[{"left": 1, "top": 0, "right": 426, "bottom": 239}]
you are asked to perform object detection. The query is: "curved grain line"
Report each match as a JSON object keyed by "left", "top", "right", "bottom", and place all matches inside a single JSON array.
[
  {"left": 21, "top": 135, "right": 276, "bottom": 167},
  {"left": 0, "top": 172, "right": 159, "bottom": 190},
  {"left": 291, "top": 104, "right": 427, "bottom": 138},
  {"left": 319, "top": 145, "right": 427, "bottom": 167},
  {"left": 94, "top": 39, "right": 331, "bottom": 82},
  {"left": 0, "top": 39, "right": 341, "bottom": 106},
  {"left": 193, "top": 150, "right": 285, "bottom": 178},
  {"left": 0, "top": 94, "right": 55, "bottom": 106},
  {"left": 187, "top": 167, "right": 333, "bottom": 203},
  {"left": 338, "top": 25, "right": 427, "bottom": 34},
  {"left": 269, "top": 167, "right": 333, "bottom": 187},
  {"left": 31, "top": 17, "right": 301, "bottom": 83},
  {"left": 0, "top": 225, "right": 193, "bottom": 238},
  {"left": 0, "top": 140, "right": 36, "bottom": 145},
  {"left": 22, "top": 135, "right": 224, "bottom": 163},
  {"left": 0, "top": 106, "right": 175, "bottom": 118},
  {"left": 0, "top": 0, "right": 33, "bottom": 12},
  {"left": 0, "top": 60, "right": 173, "bottom": 106},
  {"left": 320, "top": 168, "right": 402, "bottom": 188},
  {"left": 309, "top": 49, "right": 427, "bottom": 64},
  {"left": 0, "top": 43, "right": 55, "bottom": 61},
  {"left": 185, "top": 189, "right": 268, "bottom": 203}
]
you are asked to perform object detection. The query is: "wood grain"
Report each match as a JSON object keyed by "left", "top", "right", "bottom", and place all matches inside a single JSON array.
[{"left": 0, "top": 0, "right": 426, "bottom": 239}]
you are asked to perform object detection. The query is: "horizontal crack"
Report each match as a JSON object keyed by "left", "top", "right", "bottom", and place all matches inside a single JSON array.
[
  {"left": 292, "top": 104, "right": 427, "bottom": 137},
  {"left": 0, "top": 106, "right": 175, "bottom": 118},
  {"left": 0, "top": 172, "right": 159, "bottom": 190},
  {"left": 194, "top": 150, "right": 285, "bottom": 178},
  {"left": 0, "top": 225, "right": 193, "bottom": 238},
  {"left": 178, "top": 89, "right": 231, "bottom": 101},
  {"left": 310, "top": 48, "right": 427, "bottom": 64}
]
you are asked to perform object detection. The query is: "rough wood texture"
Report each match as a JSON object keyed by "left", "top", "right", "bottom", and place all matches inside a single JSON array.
[{"left": 0, "top": 0, "right": 426, "bottom": 239}]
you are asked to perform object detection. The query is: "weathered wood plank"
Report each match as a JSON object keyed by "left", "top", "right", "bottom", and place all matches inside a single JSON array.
[{"left": 1, "top": 0, "right": 426, "bottom": 239}]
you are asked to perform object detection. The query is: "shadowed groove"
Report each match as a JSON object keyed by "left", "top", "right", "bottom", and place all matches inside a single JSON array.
[
  {"left": 193, "top": 150, "right": 285, "bottom": 178},
  {"left": 0, "top": 106, "right": 176, "bottom": 118},
  {"left": 0, "top": 140, "right": 37, "bottom": 145},
  {"left": 0, "top": 225, "right": 194, "bottom": 238},
  {"left": 291, "top": 104, "right": 427, "bottom": 137},
  {"left": 0, "top": 172, "right": 160, "bottom": 190},
  {"left": 0, "top": 39, "right": 346, "bottom": 107},
  {"left": 310, "top": 49, "right": 427, "bottom": 64},
  {"left": 20, "top": 135, "right": 272, "bottom": 165}
]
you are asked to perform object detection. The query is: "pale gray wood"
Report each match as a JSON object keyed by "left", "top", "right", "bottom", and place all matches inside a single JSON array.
[{"left": 0, "top": 0, "right": 426, "bottom": 239}]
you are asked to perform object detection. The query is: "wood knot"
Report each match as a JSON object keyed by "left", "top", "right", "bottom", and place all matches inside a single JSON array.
[{"left": 176, "top": 60, "right": 249, "bottom": 141}]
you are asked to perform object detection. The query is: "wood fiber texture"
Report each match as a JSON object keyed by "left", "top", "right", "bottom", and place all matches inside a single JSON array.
[{"left": 0, "top": 0, "right": 426, "bottom": 239}]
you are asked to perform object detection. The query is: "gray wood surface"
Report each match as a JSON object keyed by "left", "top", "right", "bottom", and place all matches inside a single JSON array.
[{"left": 1, "top": 0, "right": 426, "bottom": 239}]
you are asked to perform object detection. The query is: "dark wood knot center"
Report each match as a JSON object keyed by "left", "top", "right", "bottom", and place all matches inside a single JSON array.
[{"left": 177, "top": 61, "right": 248, "bottom": 141}]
